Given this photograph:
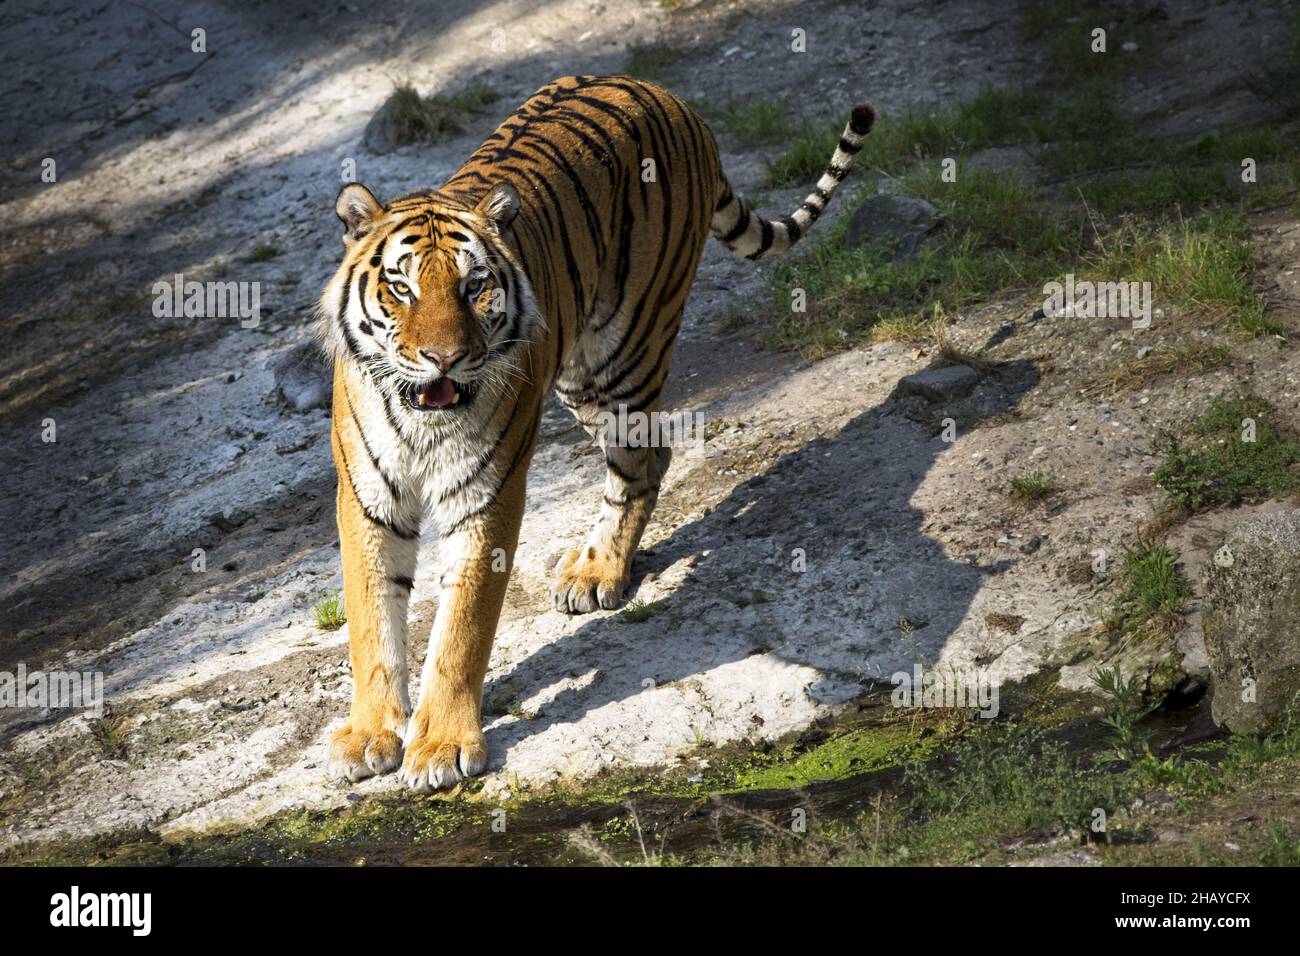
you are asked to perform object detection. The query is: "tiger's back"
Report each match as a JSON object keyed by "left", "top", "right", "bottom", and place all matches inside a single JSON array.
[{"left": 442, "top": 75, "right": 722, "bottom": 411}]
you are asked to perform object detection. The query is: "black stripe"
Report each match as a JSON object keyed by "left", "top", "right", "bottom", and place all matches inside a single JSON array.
[
  {"left": 838, "top": 136, "right": 863, "bottom": 155},
  {"left": 343, "top": 385, "right": 402, "bottom": 502},
  {"left": 510, "top": 134, "right": 608, "bottom": 264},
  {"left": 444, "top": 407, "right": 540, "bottom": 535},
  {"left": 747, "top": 217, "right": 775, "bottom": 259},
  {"left": 390, "top": 576, "right": 414, "bottom": 590},
  {"left": 436, "top": 414, "right": 513, "bottom": 505},
  {"left": 798, "top": 201, "right": 823, "bottom": 223},
  {"left": 334, "top": 426, "right": 419, "bottom": 540},
  {"left": 720, "top": 207, "right": 751, "bottom": 243},
  {"left": 604, "top": 454, "right": 638, "bottom": 483},
  {"left": 335, "top": 263, "right": 365, "bottom": 361}
]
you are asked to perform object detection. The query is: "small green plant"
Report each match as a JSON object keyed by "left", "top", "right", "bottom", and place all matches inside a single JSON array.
[
  {"left": 247, "top": 242, "right": 279, "bottom": 262},
  {"left": 1223, "top": 693, "right": 1300, "bottom": 767},
  {"left": 619, "top": 597, "right": 662, "bottom": 624},
  {"left": 1008, "top": 470, "right": 1055, "bottom": 502},
  {"left": 1257, "top": 822, "right": 1300, "bottom": 866},
  {"left": 1154, "top": 395, "right": 1300, "bottom": 512},
  {"left": 315, "top": 591, "right": 346, "bottom": 631},
  {"left": 447, "top": 79, "right": 499, "bottom": 112},
  {"left": 89, "top": 713, "right": 130, "bottom": 760},
  {"left": 1092, "top": 665, "right": 1211, "bottom": 789},
  {"left": 900, "top": 721, "right": 1121, "bottom": 861}
]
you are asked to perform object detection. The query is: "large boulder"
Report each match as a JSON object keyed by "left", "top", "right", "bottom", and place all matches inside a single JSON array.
[{"left": 1202, "top": 509, "right": 1300, "bottom": 734}]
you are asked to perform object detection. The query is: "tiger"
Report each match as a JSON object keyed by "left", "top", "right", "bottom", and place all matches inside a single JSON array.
[{"left": 319, "top": 74, "right": 875, "bottom": 792}]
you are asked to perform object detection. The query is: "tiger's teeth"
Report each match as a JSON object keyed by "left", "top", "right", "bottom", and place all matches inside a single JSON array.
[{"left": 450, "top": 391, "right": 461, "bottom": 405}]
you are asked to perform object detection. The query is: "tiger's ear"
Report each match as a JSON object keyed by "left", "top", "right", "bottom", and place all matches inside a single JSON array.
[
  {"left": 474, "top": 182, "right": 520, "bottom": 233},
  {"left": 335, "top": 183, "right": 383, "bottom": 245}
]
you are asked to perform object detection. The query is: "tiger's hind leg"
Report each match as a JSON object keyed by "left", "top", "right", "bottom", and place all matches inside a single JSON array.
[
  {"left": 551, "top": 341, "right": 679, "bottom": 614},
  {"left": 551, "top": 433, "right": 671, "bottom": 613}
]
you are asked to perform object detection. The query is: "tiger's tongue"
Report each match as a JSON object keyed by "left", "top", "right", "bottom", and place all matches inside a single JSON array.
[{"left": 420, "top": 378, "right": 456, "bottom": 408}]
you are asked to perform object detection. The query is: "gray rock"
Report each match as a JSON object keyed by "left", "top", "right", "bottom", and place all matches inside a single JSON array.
[
  {"left": 845, "top": 195, "right": 938, "bottom": 260},
  {"left": 272, "top": 341, "right": 333, "bottom": 412},
  {"left": 1202, "top": 510, "right": 1300, "bottom": 735},
  {"left": 896, "top": 364, "right": 981, "bottom": 403}
]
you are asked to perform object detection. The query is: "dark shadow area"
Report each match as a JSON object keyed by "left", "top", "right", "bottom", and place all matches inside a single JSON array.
[{"left": 479, "top": 359, "right": 1040, "bottom": 763}]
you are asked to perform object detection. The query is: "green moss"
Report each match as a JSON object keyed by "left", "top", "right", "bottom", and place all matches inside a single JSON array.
[
  {"left": 15, "top": 681, "right": 1300, "bottom": 867},
  {"left": 729, "top": 724, "right": 923, "bottom": 791}
]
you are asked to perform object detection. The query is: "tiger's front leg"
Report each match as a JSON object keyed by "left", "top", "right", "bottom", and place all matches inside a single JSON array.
[
  {"left": 326, "top": 372, "right": 421, "bottom": 783},
  {"left": 399, "top": 449, "right": 531, "bottom": 793}
]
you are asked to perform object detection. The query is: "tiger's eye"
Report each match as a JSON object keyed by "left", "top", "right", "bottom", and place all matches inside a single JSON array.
[{"left": 391, "top": 280, "right": 411, "bottom": 297}]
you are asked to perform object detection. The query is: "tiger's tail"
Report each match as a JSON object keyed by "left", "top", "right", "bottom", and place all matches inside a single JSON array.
[{"left": 710, "top": 103, "right": 875, "bottom": 261}]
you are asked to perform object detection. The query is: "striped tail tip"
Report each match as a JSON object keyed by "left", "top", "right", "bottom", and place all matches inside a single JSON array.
[{"left": 712, "top": 100, "right": 877, "bottom": 261}]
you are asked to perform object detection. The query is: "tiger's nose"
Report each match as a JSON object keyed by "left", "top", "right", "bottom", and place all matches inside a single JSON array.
[{"left": 419, "top": 348, "right": 467, "bottom": 372}]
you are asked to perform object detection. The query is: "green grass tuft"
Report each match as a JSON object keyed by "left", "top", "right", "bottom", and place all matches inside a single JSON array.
[
  {"left": 315, "top": 591, "right": 346, "bottom": 631},
  {"left": 1008, "top": 470, "right": 1056, "bottom": 501},
  {"left": 1104, "top": 542, "right": 1191, "bottom": 641},
  {"left": 619, "top": 597, "right": 662, "bottom": 624}
]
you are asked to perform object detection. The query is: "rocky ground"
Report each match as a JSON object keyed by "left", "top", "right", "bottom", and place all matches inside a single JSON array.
[{"left": 1, "top": 0, "right": 1297, "bottom": 860}]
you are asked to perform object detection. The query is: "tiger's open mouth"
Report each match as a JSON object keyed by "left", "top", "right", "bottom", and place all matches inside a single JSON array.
[{"left": 402, "top": 377, "right": 475, "bottom": 412}]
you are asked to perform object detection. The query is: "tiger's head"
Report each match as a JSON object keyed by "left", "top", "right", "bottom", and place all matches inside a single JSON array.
[{"left": 319, "top": 181, "right": 538, "bottom": 415}]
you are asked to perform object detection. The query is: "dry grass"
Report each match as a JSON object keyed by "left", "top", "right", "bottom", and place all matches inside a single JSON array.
[{"left": 1087, "top": 340, "right": 1233, "bottom": 394}]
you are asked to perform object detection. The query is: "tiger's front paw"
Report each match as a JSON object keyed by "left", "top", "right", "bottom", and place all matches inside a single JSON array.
[
  {"left": 549, "top": 546, "right": 629, "bottom": 614},
  {"left": 398, "top": 709, "right": 487, "bottom": 794},
  {"left": 327, "top": 723, "right": 405, "bottom": 783}
]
